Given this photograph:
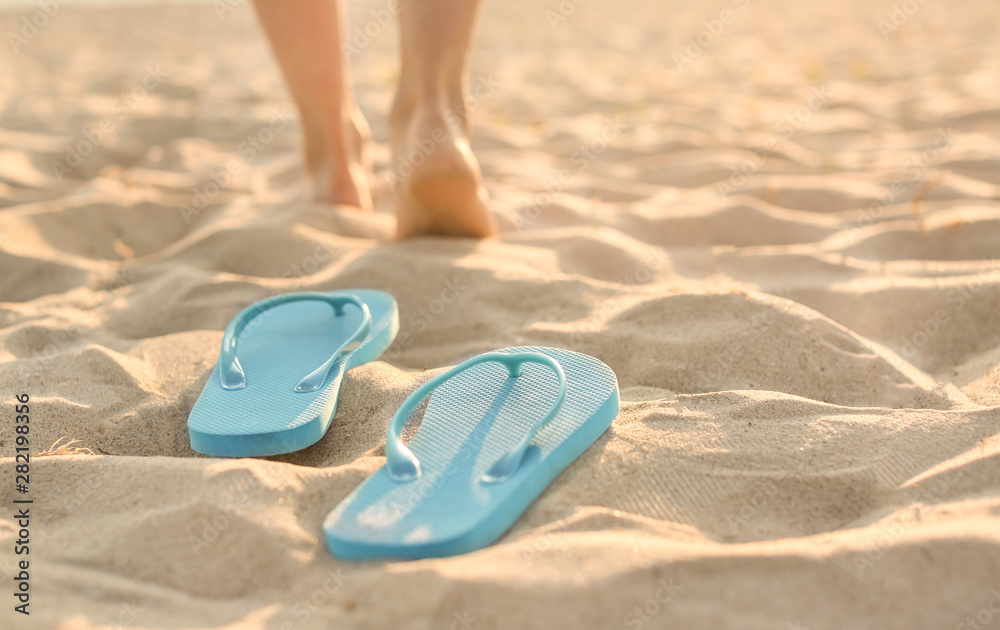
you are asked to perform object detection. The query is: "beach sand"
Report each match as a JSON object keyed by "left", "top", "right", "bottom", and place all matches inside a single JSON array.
[{"left": 1, "top": 0, "right": 1000, "bottom": 627}]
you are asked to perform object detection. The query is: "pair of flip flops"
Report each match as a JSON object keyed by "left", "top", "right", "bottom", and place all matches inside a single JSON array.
[{"left": 188, "top": 290, "right": 620, "bottom": 560}]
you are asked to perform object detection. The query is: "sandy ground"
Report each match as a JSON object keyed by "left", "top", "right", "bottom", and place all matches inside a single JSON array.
[{"left": 1, "top": 0, "right": 1000, "bottom": 627}]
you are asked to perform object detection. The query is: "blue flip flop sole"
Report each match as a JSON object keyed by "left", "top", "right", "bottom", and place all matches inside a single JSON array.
[
  {"left": 188, "top": 289, "right": 398, "bottom": 457},
  {"left": 323, "top": 345, "right": 619, "bottom": 559}
]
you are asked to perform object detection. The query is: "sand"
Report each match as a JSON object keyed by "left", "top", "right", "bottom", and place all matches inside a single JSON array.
[{"left": 1, "top": 0, "right": 1000, "bottom": 627}]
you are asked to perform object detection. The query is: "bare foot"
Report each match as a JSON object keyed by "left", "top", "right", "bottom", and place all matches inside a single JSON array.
[
  {"left": 390, "top": 103, "right": 497, "bottom": 239},
  {"left": 309, "top": 107, "right": 373, "bottom": 210}
]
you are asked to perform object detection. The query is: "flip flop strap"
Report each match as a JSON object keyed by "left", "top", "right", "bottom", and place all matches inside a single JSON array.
[
  {"left": 386, "top": 351, "right": 567, "bottom": 484},
  {"left": 219, "top": 292, "right": 372, "bottom": 392}
]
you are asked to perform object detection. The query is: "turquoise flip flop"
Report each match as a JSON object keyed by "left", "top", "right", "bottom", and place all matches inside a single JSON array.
[
  {"left": 188, "top": 289, "right": 398, "bottom": 457},
  {"left": 323, "top": 345, "right": 619, "bottom": 560}
]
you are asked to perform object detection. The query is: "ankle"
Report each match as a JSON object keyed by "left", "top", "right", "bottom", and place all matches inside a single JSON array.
[{"left": 390, "top": 85, "right": 468, "bottom": 135}]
